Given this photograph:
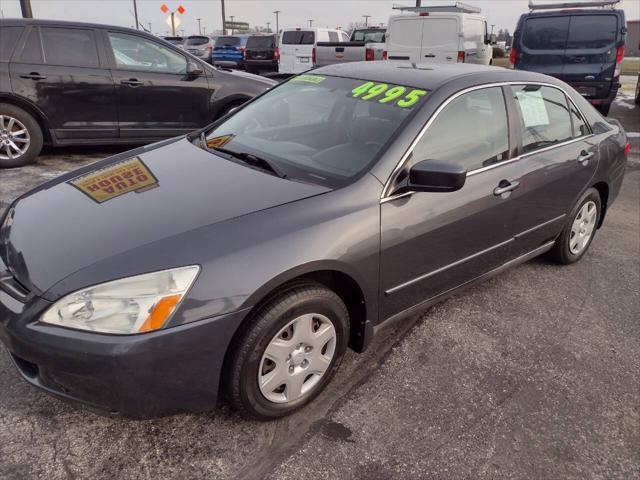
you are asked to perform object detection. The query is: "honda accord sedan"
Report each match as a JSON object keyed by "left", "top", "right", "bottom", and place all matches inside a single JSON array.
[{"left": 0, "top": 62, "right": 629, "bottom": 419}]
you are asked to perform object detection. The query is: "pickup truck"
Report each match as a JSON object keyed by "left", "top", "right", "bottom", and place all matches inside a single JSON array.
[{"left": 315, "top": 27, "right": 386, "bottom": 67}]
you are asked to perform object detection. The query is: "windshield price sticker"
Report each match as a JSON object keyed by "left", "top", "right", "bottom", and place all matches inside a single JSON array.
[
  {"left": 291, "top": 74, "right": 326, "bottom": 84},
  {"left": 351, "top": 82, "right": 428, "bottom": 108}
]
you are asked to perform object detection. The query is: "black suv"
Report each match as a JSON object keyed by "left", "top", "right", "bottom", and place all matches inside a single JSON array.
[
  {"left": 244, "top": 35, "right": 278, "bottom": 74},
  {"left": 511, "top": 1, "right": 626, "bottom": 116},
  {"left": 0, "top": 19, "right": 275, "bottom": 167}
]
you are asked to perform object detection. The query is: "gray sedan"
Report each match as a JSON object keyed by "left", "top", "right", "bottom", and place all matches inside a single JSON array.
[{"left": 0, "top": 62, "right": 629, "bottom": 420}]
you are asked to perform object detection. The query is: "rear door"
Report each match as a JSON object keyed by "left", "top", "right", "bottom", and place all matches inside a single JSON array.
[
  {"left": 563, "top": 14, "right": 619, "bottom": 99},
  {"left": 420, "top": 17, "right": 460, "bottom": 63},
  {"left": 386, "top": 16, "right": 423, "bottom": 62},
  {"left": 279, "top": 30, "right": 314, "bottom": 74},
  {"left": 9, "top": 25, "right": 118, "bottom": 141},
  {"left": 518, "top": 15, "right": 569, "bottom": 77}
]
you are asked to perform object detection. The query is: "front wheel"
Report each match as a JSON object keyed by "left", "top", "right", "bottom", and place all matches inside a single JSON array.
[
  {"left": 547, "top": 188, "right": 601, "bottom": 264},
  {"left": 0, "top": 103, "right": 43, "bottom": 168},
  {"left": 225, "top": 282, "right": 349, "bottom": 420}
]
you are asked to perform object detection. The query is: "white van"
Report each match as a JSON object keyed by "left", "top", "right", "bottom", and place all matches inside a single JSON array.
[
  {"left": 278, "top": 27, "right": 350, "bottom": 74},
  {"left": 386, "top": 3, "right": 494, "bottom": 65}
]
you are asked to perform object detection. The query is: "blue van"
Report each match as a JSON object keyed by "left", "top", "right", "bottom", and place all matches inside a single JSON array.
[
  {"left": 212, "top": 35, "right": 249, "bottom": 69},
  {"left": 511, "top": 1, "right": 626, "bottom": 116}
]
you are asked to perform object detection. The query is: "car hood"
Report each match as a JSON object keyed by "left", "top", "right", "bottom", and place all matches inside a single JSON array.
[{"left": 0, "top": 137, "right": 329, "bottom": 297}]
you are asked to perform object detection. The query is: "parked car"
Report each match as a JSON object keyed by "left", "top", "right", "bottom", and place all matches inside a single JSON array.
[
  {"left": 278, "top": 27, "right": 350, "bottom": 74},
  {"left": 0, "top": 19, "right": 275, "bottom": 167},
  {"left": 183, "top": 35, "right": 214, "bottom": 63},
  {"left": 212, "top": 35, "right": 249, "bottom": 69},
  {"left": 510, "top": 0, "right": 626, "bottom": 116},
  {"left": 244, "top": 34, "right": 278, "bottom": 74},
  {"left": 161, "top": 36, "right": 185, "bottom": 49},
  {"left": 0, "top": 62, "right": 629, "bottom": 419},
  {"left": 386, "top": 4, "right": 494, "bottom": 65},
  {"left": 315, "top": 27, "right": 386, "bottom": 67}
]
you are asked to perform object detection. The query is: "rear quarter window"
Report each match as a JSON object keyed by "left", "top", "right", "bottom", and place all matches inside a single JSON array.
[
  {"left": 566, "top": 15, "right": 617, "bottom": 49},
  {"left": 522, "top": 16, "right": 569, "bottom": 50},
  {"left": 282, "top": 31, "right": 315, "bottom": 45},
  {"left": 0, "top": 26, "right": 24, "bottom": 62}
]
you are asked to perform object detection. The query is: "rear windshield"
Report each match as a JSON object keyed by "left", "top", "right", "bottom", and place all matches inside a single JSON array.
[
  {"left": 216, "top": 36, "right": 244, "bottom": 47},
  {"left": 566, "top": 15, "right": 617, "bottom": 49},
  {"left": 185, "top": 36, "right": 209, "bottom": 46},
  {"left": 163, "top": 37, "right": 184, "bottom": 45},
  {"left": 247, "top": 36, "right": 275, "bottom": 48},
  {"left": 351, "top": 29, "right": 386, "bottom": 43},
  {"left": 522, "top": 17, "right": 569, "bottom": 50},
  {"left": 282, "top": 31, "right": 315, "bottom": 45}
]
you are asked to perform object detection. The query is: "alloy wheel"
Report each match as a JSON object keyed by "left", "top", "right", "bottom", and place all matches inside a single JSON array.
[
  {"left": 0, "top": 115, "right": 30, "bottom": 161},
  {"left": 569, "top": 200, "right": 597, "bottom": 255},
  {"left": 258, "top": 313, "right": 337, "bottom": 404}
]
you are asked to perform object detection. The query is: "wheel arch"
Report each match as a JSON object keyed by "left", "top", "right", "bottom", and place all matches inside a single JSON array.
[
  {"left": 591, "top": 181, "right": 609, "bottom": 228},
  {"left": 0, "top": 94, "right": 51, "bottom": 144},
  {"left": 212, "top": 94, "right": 252, "bottom": 120}
]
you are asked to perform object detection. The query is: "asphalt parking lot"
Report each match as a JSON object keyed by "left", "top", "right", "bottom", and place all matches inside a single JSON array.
[{"left": 0, "top": 77, "right": 638, "bottom": 480}]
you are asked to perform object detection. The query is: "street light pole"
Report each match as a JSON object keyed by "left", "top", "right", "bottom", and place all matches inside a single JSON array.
[
  {"left": 266, "top": 21, "right": 271, "bottom": 33},
  {"left": 197, "top": 18, "right": 202, "bottom": 34},
  {"left": 221, "top": 0, "right": 226, "bottom": 35},
  {"left": 308, "top": 19, "right": 313, "bottom": 27},
  {"left": 230, "top": 15, "right": 235, "bottom": 34},
  {"left": 19, "top": 0, "right": 33, "bottom": 18},
  {"left": 363, "top": 15, "right": 371, "bottom": 26},
  {"left": 273, "top": 10, "right": 280, "bottom": 34}
]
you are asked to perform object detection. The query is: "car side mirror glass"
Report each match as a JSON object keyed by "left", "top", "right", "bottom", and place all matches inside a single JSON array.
[
  {"left": 406, "top": 160, "right": 467, "bottom": 193},
  {"left": 187, "top": 61, "right": 204, "bottom": 76}
]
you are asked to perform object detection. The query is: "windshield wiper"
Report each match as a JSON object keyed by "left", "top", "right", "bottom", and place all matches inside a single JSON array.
[{"left": 199, "top": 133, "right": 288, "bottom": 179}]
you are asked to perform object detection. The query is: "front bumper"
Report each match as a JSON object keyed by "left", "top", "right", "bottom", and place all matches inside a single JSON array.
[{"left": 0, "top": 288, "right": 249, "bottom": 417}]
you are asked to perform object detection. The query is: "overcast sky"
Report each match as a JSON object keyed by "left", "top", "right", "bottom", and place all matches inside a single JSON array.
[{"left": 0, "top": 0, "right": 638, "bottom": 36}]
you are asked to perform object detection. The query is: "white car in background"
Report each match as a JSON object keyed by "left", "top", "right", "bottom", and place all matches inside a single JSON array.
[
  {"left": 386, "top": 3, "right": 494, "bottom": 65},
  {"left": 278, "top": 27, "right": 349, "bottom": 74}
]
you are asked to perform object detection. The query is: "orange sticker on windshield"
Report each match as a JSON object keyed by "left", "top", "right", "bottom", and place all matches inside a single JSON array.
[
  {"left": 69, "top": 157, "right": 158, "bottom": 203},
  {"left": 206, "top": 134, "right": 234, "bottom": 149}
]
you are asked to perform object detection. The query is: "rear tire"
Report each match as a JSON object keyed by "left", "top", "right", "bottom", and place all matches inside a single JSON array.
[
  {"left": 547, "top": 188, "right": 601, "bottom": 265},
  {"left": 225, "top": 282, "right": 349, "bottom": 420},
  {"left": 0, "top": 103, "right": 43, "bottom": 168}
]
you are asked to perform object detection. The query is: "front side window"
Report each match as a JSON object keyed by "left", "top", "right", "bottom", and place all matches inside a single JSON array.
[
  {"left": 109, "top": 32, "right": 186, "bottom": 74},
  {"left": 201, "top": 75, "right": 424, "bottom": 187},
  {"left": 41, "top": 27, "right": 99, "bottom": 67},
  {"left": 20, "top": 28, "right": 43, "bottom": 64},
  {"left": 510, "top": 85, "right": 573, "bottom": 153},
  {"left": 0, "top": 26, "right": 24, "bottom": 62},
  {"left": 411, "top": 87, "right": 509, "bottom": 172}
]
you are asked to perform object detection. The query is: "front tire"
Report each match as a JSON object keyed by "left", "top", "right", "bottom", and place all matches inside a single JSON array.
[
  {"left": 0, "top": 103, "right": 43, "bottom": 168},
  {"left": 547, "top": 188, "right": 601, "bottom": 265},
  {"left": 225, "top": 282, "right": 349, "bottom": 420}
]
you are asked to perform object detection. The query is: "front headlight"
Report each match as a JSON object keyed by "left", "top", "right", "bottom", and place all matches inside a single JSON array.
[{"left": 40, "top": 266, "right": 199, "bottom": 334}]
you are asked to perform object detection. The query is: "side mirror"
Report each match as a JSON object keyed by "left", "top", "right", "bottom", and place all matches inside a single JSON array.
[
  {"left": 486, "top": 33, "right": 497, "bottom": 45},
  {"left": 406, "top": 160, "right": 467, "bottom": 193},
  {"left": 187, "top": 61, "right": 204, "bottom": 76}
]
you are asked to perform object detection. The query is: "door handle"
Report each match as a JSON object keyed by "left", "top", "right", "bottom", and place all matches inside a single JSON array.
[
  {"left": 424, "top": 54, "right": 436, "bottom": 58},
  {"left": 577, "top": 150, "right": 594, "bottom": 164},
  {"left": 19, "top": 73, "right": 47, "bottom": 80},
  {"left": 493, "top": 180, "right": 520, "bottom": 196},
  {"left": 120, "top": 79, "right": 144, "bottom": 87}
]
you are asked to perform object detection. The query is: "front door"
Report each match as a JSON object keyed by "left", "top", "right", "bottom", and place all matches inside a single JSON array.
[
  {"left": 9, "top": 25, "right": 118, "bottom": 140},
  {"left": 104, "top": 31, "right": 211, "bottom": 139},
  {"left": 380, "top": 86, "right": 520, "bottom": 319}
]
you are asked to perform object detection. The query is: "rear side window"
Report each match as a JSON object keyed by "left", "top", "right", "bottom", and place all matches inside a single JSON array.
[
  {"left": 510, "top": 85, "right": 573, "bottom": 153},
  {"left": 0, "top": 27, "right": 24, "bottom": 62},
  {"left": 246, "top": 36, "right": 275, "bottom": 48},
  {"left": 185, "top": 36, "right": 209, "bottom": 46},
  {"left": 566, "top": 15, "right": 617, "bottom": 49},
  {"left": 570, "top": 102, "right": 589, "bottom": 138},
  {"left": 282, "top": 31, "right": 314, "bottom": 45},
  {"left": 41, "top": 27, "right": 99, "bottom": 67},
  {"left": 20, "top": 28, "right": 43, "bottom": 64},
  {"left": 216, "top": 36, "right": 240, "bottom": 47},
  {"left": 352, "top": 30, "right": 386, "bottom": 43},
  {"left": 522, "top": 17, "right": 569, "bottom": 50},
  {"left": 412, "top": 87, "right": 509, "bottom": 172}
]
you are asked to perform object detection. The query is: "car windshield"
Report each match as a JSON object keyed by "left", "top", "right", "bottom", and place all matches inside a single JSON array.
[
  {"left": 351, "top": 29, "right": 386, "bottom": 43},
  {"left": 201, "top": 75, "right": 427, "bottom": 187},
  {"left": 185, "top": 36, "right": 210, "bottom": 46}
]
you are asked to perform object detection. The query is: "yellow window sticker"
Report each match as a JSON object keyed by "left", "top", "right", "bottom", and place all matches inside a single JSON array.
[
  {"left": 207, "top": 134, "right": 235, "bottom": 149},
  {"left": 291, "top": 74, "right": 326, "bottom": 84},
  {"left": 351, "top": 82, "right": 428, "bottom": 108},
  {"left": 69, "top": 157, "right": 158, "bottom": 204}
]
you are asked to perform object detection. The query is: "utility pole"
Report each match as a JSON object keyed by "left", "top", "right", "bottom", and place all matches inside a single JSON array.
[
  {"left": 363, "top": 15, "right": 371, "bottom": 26},
  {"left": 415, "top": 0, "right": 421, "bottom": 7},
  {"left": 273, "top": 10, "right": 280, "bottom": 34},
  {"left": 203, "top": 26, "right": 207, "bottom": 35},
  {"left": 308, "top": 19, "right": 313, "bottom": 27},
  {"left": 230, "top": 15, "right": 235, "bottom": 34},
  {"left": 491, "top": 24, "right": 495, "bottom": 34},
  {"left": 266, "top": 22, "right": 271, "bottom": 33},
  {"left": 221, "top": 0, "right": 226, "bottom": 35},
  {"left": 132, "top": 0, "right": 140, "bottom": 29},
  {"left": 197, "top": 18, "right": 202, "bottom": 34},
  {"left": 19, "top": 0, "right": 33, "bottom": 18}
]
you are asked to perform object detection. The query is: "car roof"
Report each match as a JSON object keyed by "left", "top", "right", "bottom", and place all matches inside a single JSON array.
[
  {"left": 519, "top": 8, "right": 624, "bottom": 18},
  {"left": 312, "top": 61, "right": 557, "bottom": 91},
  {"left": 0, "top": 17, "right": 148, "bottom": 34}
]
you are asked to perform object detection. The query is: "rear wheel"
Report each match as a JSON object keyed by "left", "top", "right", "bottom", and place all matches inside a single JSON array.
[
  {"left": 0, "top": 104, "right": 43, "bottom": 168},
  {"left": 225, "top": 282, "right": 349, "bottom": 420},
  {"left": 547, "top": 188, "right": 601, "bottom": 265}
]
